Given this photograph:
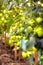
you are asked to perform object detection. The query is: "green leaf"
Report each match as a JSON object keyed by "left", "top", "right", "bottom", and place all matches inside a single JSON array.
[{"left": 7, "top": 19, "right": 14, "bottom": 32}]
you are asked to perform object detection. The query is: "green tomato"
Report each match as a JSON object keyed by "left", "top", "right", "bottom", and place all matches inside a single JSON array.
[
  {"left": 21, "top": 16, "right": 25, "bottom": 21},
  {"left": 12, "top": 26, "right": 17, "bottom": 31},
  {"left": 34, "top": 27, "right": 38, "bottom": 33},
  {"left": 36, "top": 17, "right": 42, "bottom": 23},
  {"left": 28, "top": 19, "right": 35, "bottom": 26},
  {"left": 37, "top": 31, "right": 43, "bottom": 37},
  {"left": 17, "top": 47, "right": 20, "bottom": 50},
  {"left": 36, "top": 27, "right": 43, "bottom": 37},
  {"left": 40, "top": 55, "right": 43, "bottom": 60},
  {"left": 28, "top": 26, "right": 33, "bottom": 32},
  {"left": 32, "top": 47, "right": 37, "bottom": 51},
  {"left": 0, "top": 13, "right": 3, "bottom": 16},
  {"left": 22, "top": 52, "right": 27, "bottom": 58},
  {"left": 16, "top": 41, "right": 20, "bottom": 46},
  {"left": 41, "top": 3, "right": 43, "bottom": 7},
  {"left": 20, "top": 27, "right": 24, "bottom": 32},
  {"left": 27, "top": 51, "right": 31, "bottom": 58}
]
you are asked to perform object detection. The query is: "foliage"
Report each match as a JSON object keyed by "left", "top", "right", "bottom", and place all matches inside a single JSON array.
[{"left": 0, "top": 0, "right": 43, "bottom": 59}]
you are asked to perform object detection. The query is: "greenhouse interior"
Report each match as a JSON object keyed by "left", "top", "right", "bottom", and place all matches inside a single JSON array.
[{"left": 0, "top": 0, "right": 43, "bottom": 65}]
